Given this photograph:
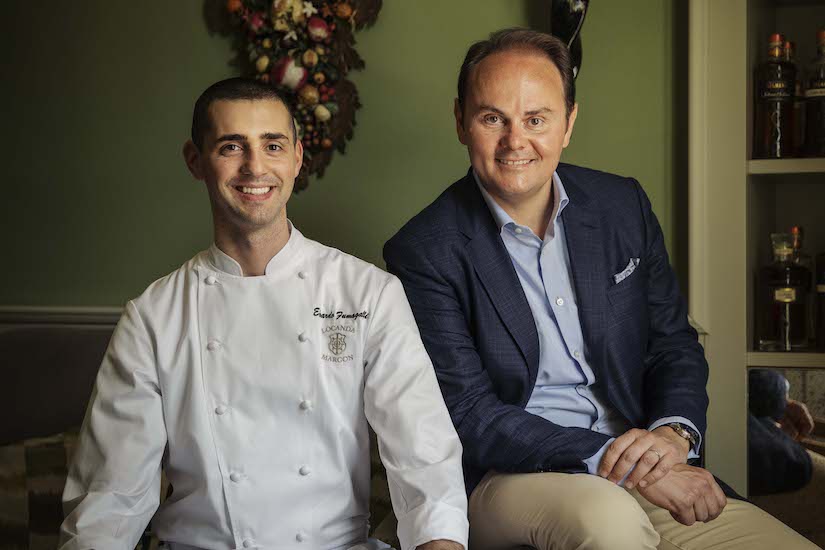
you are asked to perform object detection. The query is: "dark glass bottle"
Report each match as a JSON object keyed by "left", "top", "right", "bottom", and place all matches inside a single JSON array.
[
  {"left": 757, "top": 233, "right": 811, "bottom": 351},
  {"left": 754, "top": 33, "right": 797, "bottom": 158},
  {"left": 786, "top": 41, "right": 805, "bottom": 155},
  {"left": 816, "top": 252, "right": 825, "bottom": 350},
  {"left": 804, "top": 30, "right": 825, "bottom": 157}
]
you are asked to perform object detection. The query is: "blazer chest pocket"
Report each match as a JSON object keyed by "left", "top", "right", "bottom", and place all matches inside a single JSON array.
[{"left": 606, "top": 266, "right": 645, "bottom": 310}]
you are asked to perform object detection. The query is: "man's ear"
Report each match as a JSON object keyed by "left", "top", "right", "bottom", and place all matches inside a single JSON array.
[
  {"left": 183, "top": 140, "right": 204, "bottom": 180},
  {"left": 454, "top": 98, "right": 468, "bottom": 146},
  {"left": 293, "top": 138, "right": 304, "bottom": 175},
  {"left": 562, "top": 102, "right": 579, "bottom": 149}
]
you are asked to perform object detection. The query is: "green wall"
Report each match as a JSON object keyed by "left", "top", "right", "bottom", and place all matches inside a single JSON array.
[{"left": 0, "top": 1, "right": 682, "bottom": 307}]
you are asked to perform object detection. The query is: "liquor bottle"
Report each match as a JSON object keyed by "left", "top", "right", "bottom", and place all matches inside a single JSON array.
[
  {"left": 785, "top": 41, "right": 805, "bottom": 156},
  {"left": 756, "top": 233, "right": 811, "bottom": 351},
  {"left": 754, "top": 33, "right": 797, "bottom": 158},
  {"left": 790, "top": 226, "right": 814, "bottom": 343},
  {"left": 816, "top": 252, "right": 825, "bottom": 350},
  {"left": 804, "top": 30, "right": 825, "bottom": 157}
]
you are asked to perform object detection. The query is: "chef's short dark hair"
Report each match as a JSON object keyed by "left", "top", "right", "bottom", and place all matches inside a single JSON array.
[
  {"left": 191, "top": 77, "right": 296, "bottom": 149},
  {"left": 457, "top": 28, "right": 576, "bottom": 122}
]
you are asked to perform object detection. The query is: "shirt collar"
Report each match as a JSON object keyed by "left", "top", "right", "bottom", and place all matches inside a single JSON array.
[
  {"left": 207, "top": 220, "right": 302, "bottom": 277},
  {"left": 473, "top": 170, "right": 570, "bottom": 237}
]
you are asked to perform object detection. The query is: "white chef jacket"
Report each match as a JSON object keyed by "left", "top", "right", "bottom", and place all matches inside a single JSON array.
[{"left": 60, "top": 225, "right": 469, "bottom": 550}]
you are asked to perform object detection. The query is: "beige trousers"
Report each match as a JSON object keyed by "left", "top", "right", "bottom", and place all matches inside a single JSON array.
[{"left": 468, "top": 471, "right": 820, "bottom": 550}]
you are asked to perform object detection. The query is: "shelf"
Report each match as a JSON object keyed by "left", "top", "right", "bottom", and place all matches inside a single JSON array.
[
  {"left": 747, "top": 352, "right": 825, "bottom": 368},
  {"left": 748, "top": 158, "right": 825, "bottom": 175}
]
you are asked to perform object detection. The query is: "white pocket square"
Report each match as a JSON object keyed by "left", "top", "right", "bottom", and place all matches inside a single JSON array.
[{"left": 613, "top": 258, "right": 640, "bottom": 285}]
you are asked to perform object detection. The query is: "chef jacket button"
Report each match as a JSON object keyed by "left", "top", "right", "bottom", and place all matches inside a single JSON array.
[
  {"left": 207, "top": 340, "right": 222, "bottom": 352},
  {"left": 298, "top": 332, "right": 308, "bottom": 343},
  {"left": 229, "top": 472, "right": 242, "bottom": 483},
  {"left": 242, "top": 540, "right": 253, "bottom": 548},
  {"left": 299, "top": 399, "right": 313, "bottom": 411},
  {"left": 299, "top": 465, "right": 311, "bottom": 476},
  {"left": 205, "top": 275, "right": 218, "bottom": 286},
  {"left": 296, "top": 532, "right": 307, "bottom": 542},
  {"left": 298, "top": 271, "right": 307, "bottom": 279},
  {"left": 215, "top": 405, "right": 227, "bottom": 415}
]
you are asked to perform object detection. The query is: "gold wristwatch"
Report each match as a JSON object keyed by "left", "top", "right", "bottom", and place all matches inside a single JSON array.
[{"left": 666, "top": 422, "right": 698, "bottom": 450}]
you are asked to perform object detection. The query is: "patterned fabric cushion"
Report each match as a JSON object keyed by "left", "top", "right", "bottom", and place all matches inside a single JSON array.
[{"left": 0, "top": 429, "right": 398, "bottom": 549}]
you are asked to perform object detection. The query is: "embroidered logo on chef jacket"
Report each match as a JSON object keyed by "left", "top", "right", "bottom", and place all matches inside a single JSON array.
[{"left": 321, "top": 324, "right": 356, "bottom": 364}]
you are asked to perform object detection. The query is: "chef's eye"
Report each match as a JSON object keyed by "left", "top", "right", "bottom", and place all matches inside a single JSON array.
[
  {"left": 267, "top": 143, "right": 284, "bottom": 152},
  {"left": 483, "top": 114, "right": 502, "bottom": 125},
  {"left": 528, "top": 117, "right": 544, "bottom": 127},
  {"left": 220, "top": 143, "right": 242, "bottom": 155}
]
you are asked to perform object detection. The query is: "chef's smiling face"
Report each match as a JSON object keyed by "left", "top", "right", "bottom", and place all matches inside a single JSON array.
[{"left": 185, "top": 98, "right": 302, "bottom": 234}]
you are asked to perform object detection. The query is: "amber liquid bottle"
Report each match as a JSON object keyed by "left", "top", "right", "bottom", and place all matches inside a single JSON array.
[
  {"left": 754, "top": 33, "right": 797, "bottom": 158},
  {"left": 804, "top": 30, "right": 825, "bottom": 157},
  {"left": 757, "top": 233, "right": 811, "bottom": 351}
]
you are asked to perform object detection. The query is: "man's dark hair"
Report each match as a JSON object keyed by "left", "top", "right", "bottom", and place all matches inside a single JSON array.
[
  {"left": 457, "top": 28, "right": 576, "bottom": 122},
  {"left": 191, "top": 77, "right": 297, "bottom": 150}
]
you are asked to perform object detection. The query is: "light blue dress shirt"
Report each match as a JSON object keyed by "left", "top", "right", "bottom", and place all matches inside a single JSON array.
[{"left": 475, "top": 171, "right": 699, "bottom": 475}]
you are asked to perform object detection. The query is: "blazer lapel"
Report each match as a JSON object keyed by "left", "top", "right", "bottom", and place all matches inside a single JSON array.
[
  {"left": 559, "top": 172, "right": 608, "bottom": 379},
  {"left": 455, "top": 173, "right": 540, "bottom": 382}
]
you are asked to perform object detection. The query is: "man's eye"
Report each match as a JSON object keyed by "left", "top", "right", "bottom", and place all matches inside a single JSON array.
[
  {"left": 220, "top": 144, "right": 241, "bottom": 154},
  {"left": 528, "top": 117, "right": 544, "bottom": 127},
  {"left": 483, "top": 114, "right": 501, "bottom": 125},
  {"left": 267, "top": 143, "right": 283, "bottom": 152}
]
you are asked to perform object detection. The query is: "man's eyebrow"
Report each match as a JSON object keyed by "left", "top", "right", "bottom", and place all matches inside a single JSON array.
[
  {"left": 216, "top": 134, "right": 247, "bottom": 143},
  {"left": 478, "top": 104, "right": 506, "bottom": 117},
  {"left": 525, "top": 107, "right": 553, "bottom": 116},
  {"left": 261, "top": 132, "right": 289, "bottom": 141}
]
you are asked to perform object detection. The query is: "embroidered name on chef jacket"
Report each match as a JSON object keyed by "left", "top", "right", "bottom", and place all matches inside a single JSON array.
[{"left": 314, "top": 307, "right": 370, "bottom": 365}]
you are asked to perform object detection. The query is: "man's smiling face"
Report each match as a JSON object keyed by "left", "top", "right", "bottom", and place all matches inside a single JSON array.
[
  {"left": 188, "top": 98, "right": 302, "bottom": 233},
  {"left": 455, "top": 47, "right": 577, "bottom": 206}
]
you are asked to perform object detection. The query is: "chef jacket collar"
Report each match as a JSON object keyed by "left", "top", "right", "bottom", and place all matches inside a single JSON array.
[{"left": 207, "top": 220, "right": 303, "bottom": 277}]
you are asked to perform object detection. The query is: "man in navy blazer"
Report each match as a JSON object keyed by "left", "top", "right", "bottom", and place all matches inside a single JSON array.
[{"left": 384, "top": 28, "right": 816, "bottom": 550}]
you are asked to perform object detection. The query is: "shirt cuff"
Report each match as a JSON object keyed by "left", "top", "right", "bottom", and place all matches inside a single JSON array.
[
  {"left": 396, "top": 500, "right": 469, "bottom": 550},
  {"left": 648, "top": 416, "right": 702, "bottom": 459}
]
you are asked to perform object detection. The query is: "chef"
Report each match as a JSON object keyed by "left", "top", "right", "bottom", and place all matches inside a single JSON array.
[{"left": 59, "top": 78, "right": 468, "bottom": 550}]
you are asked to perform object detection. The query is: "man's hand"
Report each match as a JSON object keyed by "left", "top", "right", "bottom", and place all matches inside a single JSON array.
[
  {"left": 599, "top": 426, "right": 690, "bottom": 490},
  {"left": 637, "top": 463, "right": 727, "bottom": 525},
  {"left": 779, "top": 399, "right": 815, "bottom": 441},
  {"left": 416, "top": 540, "right": 464, "bottom": 550}
]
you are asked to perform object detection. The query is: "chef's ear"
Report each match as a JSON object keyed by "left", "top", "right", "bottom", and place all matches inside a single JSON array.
[{"left": 183, "top": 140, "right": 204, "bottom": 181}]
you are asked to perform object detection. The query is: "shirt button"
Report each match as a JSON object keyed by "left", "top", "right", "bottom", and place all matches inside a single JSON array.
[
  {"left": 229, "top": 472, "right": 242, "bottom": 483},
  {"left": 207, "top": 340, "right": 222, "bottom": 352},
  {"left": 296, "top": 532, "right": 307, "bottom": 542},
  {"left": 242, "top": 540, "right": 253, "bottom": 548},
  {"left": 514, "top": 227, "right": 523, "bottom": 234},
  {"left": 215, "top": 405, "right": 227, "bottom": 415},
  {"left": 298, "top": 332, "right": 308, "bottom": 342},
  {"left": 555, "top": 297, "right": 565, "bottom": 306},
  {"left": 298, "top": 271, "right": 307, "bottom": 279},
  {"left": 205, "top": 275, "right": 218, "bottom": 285},
  {"left": 299, "top": 465, "right": 311, "bottom": 476},
  {"left": 573, "top": 350, "right": 582, "bottom": 360},
  {"left": 299, "top": 399, "right": 313, "bottom": 411}
]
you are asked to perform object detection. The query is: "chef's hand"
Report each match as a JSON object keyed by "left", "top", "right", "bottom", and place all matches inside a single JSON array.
[
  {"left": 637, "top": 463, "right": 727, "bottom": 525},
  {"left": 599, "top": 426, "right": 690, "bottom": 490},
  {"left": 416, "top": 540, "right": 463, "bottom": 550},
  {"left": 780, "top": 399, "right": 815, "bottom": 441}
]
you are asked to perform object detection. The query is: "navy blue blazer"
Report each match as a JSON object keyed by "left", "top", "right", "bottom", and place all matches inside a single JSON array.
[{"left": 384, "top": 164, "right": 709, "bottom": 495}]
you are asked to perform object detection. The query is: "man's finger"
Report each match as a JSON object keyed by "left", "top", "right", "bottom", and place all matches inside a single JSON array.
[
  {"left": 599, "top": 430, "right": 643, "bottom": 477},
  {"left": 607, "top": 436, "right": 655, "bottom": 483},
  {"left": 638, "top": 453, "right": 678, "bottom": 488},
  {"left": 624, "top": 448, "right": 661, "bottom": 489},
  {"left": 693, "top": 492, "right": 710, "bottom": 523}
]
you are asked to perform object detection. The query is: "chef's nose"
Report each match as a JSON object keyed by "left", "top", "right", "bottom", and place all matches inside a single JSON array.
[{"left": 241, "top": 147, "right": 266, "bottom": 177}]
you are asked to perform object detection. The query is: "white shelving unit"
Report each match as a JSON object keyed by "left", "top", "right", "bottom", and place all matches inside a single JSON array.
[{"left": 689, "top": 0, "right": 825, "bottom": 494}]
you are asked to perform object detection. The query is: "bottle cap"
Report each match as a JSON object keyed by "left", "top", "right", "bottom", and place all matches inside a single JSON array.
[
  {"left": 817, "top": 30, "right": 825, "bottom": 45},
  {"left": 768, "top": 33, "right": 785, "bottom": 47}
]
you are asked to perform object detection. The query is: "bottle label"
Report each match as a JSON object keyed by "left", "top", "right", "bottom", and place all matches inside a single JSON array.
[
  {"left": 817, "top": 284, "right": 825, "bottom": 293},
  {"left": 806, "top": 85, "right": 825, "bottom": 98},
  {"left": 774, "top": 287, "right": 797, "bottom": 302},
  {"left": 760, "top": 80, "right": 793, "bottom": 101}
]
